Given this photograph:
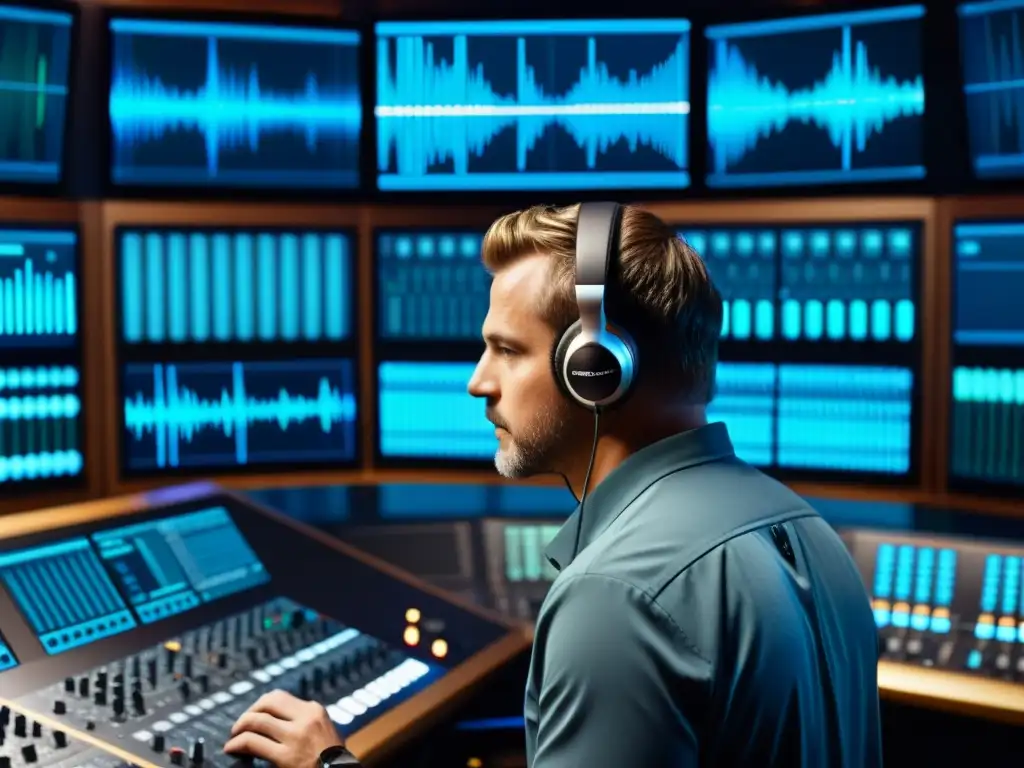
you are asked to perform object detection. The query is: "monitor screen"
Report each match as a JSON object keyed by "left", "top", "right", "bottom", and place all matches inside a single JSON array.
[
  {"left": 958, "top": 0, "right": 1024, "bottom": 179},
  {"left": 0, "top": 538, "right": 136, "bottom": 654},
  {"left": 374, "top": 19, "right": 691, "bottom": 192},
  {"left": 705, "top": 6, "right": 926, "bottom": 189},
  {"left": 707, "top": 362, "right": 776, "bottom": 466},
  {"left": 115, "top": 225, "right": 359, "bottom": 477},
  {"left": 108, "top": 17, "right": 361, "bottom": 190},
  {"left": 950, "top": 221, "right": 1024, "bottom": 490},
  {"left": 0, "top": 3, "right": 73, "bottom": 187},
  {"left": 375, "top": 228, "right": 488, "bottom": 341},
  {"left": 92, "top": 506, "right": 269, "bottom": 623},
  {"left": 0, "top": 630, "right": 16, "bottom": 672},
  {"left": 0, "top": 227, "right": 83, "bottom": 487}
]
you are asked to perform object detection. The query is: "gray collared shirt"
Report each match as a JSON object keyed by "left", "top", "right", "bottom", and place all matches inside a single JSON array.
[{"left": 523, "top": 423, "right": 882, "bottom": 767}]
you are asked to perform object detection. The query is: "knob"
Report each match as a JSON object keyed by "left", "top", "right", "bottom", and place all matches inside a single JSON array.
[
  {"left": 53, "top": 700, "right": 66, "bottom": 715},
  {"left": 95, "top": 689, "right": 107, "bottom": 706},
  {"left": 32, "top": 720, "right": 42, "bottom": 738},
  {"left": 132, "top": 689, "right": 146, "bottom": 715},
  {"left": 170, "top": 747, "right": 185, "bottom": 765},
  {"left": 0, "top": 756, "right": 9, "bottom": 768},
  {"left": 197, "top": 674, "right": 210, "bottom": 694},
  {"left": 131, "top": 655, "right": 142, "bottom": 679},
  {"left": 165, "top": 645, "right": 178, "bottom": 674},
  {"left": 190, "top": 736, "right": 206, "bottom": 764},
  {"left": 113, "top": 683, "right": 125, "bottom": 700},
  {"left": 54, "top": 731, "right": 67, "bottom": 749},
  {"left": 1, "top": 705, "right": 9, "bottom": 725},
  {"left": 97, "top": 671, "right": 108, "bottom": 689},
  {"left": 184, "top": 654, "right": 194, "bottom": 678},
  {"left": 78, "top": 677, "right": 89, "bottom": 697},
  {"left": 180, "top": 680, "right": 192, "bottom": 701},
  {"left": 113, "top": 697, "right": 125, "bottom": 718},
  {"left": 21, "top": 744, "right": 37, "bottom": 764},
  {"left": 246, "top": 647, "right": 259, "bottom": 668},
  {"left": 14, "top": 714, "right": 26, "bottom": 737},
  {"left": 217, "top": 651, "right": 229, "bottom": 669},
  {"left": 312, "top": 667, "right": 324, "bottom": 691},
  {"left": 152, "top": 734, "right": 166, "bottom": 752},
  {"left": 63, "top": 677, "right": 75, "bottom": 693}
]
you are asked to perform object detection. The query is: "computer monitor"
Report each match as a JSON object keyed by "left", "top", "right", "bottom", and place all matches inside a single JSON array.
[
  {"left": 958, "top": 0, "right": 1024, "bottom": 180},
  {"left": 705, "top": 5, "right": 926, "bottom": 189},
  {"left": 0, "top": 225, "right": 84, "bottom": 490},
  {"left": 374, "top": 18, "right": 691, "bottom": 192},
  {"left": 949, "top": 219, "right": 1024, "bottom": 493},
  {"left": 0, "top": 1, "right": 75, "bottom": 190},
  {"left": 114, "top": 224, "right": 359, "bottom": 478},
  {"left": 106, "top": 13, "right": 361, "bottom": 192}
]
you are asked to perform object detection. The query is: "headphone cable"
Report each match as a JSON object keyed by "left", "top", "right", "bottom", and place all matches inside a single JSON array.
[{"left": 570, "top": 407, "right": 602, "bottom": 559}]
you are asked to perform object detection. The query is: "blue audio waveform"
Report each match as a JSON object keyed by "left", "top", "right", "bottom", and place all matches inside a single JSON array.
[
  {"left": 375, "top": 19, "right": 690, "bottom": 191},
  {"left": 376, "top": 229, "right": 488, "bottom": 340},
  {"left": 954, "top": 222, "right": 1024, "bottom": 346},
  {"left": 378, "top": 361, "right": 492, "bottom": 460},
  {"left": 0, "top": 538, "right": 136, "bottom": 655},
  {"left": 0, "top": 631, "right": 15, "bottom": 672},
  {"left": 706, "top": 6, "right": 926, "bottom": 188},
  {"left": 0, "top": 228, "right": 77, "bottom": 348},
  {"left": 0, "top": 365, "right": 83, "bottom": 484},
  {"left": 119, "top": 228, "right": 353, "bottom": 344},
  {"left": 109, "top": 18, "right": 362, "bottom": 189},
  {"left": 0, "top": 4, "right": 72, "bottom": 185},
  {"left": 959, "top": 0, "right": 1024, "bottom": 178},
  {"left": 777, "top": 364, "right": 913, "bottom": 474},
  {"left": 951, "top": 366, "right": 1024, "bottom": 487},
  {"left": 122, "top": 359, "right": 358, "bottom": 473},
  {"left": 707, "top": 362, "right": 776, "bottom": 466}
]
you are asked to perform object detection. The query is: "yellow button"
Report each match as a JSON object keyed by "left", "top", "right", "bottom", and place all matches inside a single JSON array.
[
  {"left": 431, "top": 638, "right": 448, "bottom": 659},
  {"left": 405, "top": 608, "right": 421, "bottom": 624},
  {"left": 403, "top": 625, "right": 420, "bottom": 646}
]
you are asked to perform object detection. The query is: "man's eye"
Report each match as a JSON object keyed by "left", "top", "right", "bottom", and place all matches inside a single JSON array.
[{"left": 498, "top": 346, "right": 517, "bottom": 356}]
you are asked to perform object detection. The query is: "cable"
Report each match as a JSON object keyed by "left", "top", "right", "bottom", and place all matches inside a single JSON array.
[{"left": 571, "top": 407, "right": 602, "bottom": 559}]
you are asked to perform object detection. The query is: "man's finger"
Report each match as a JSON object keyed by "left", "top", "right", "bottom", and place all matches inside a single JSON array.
[
  {"left": 229, "top": 711, "right": 289, "bottom": 741},
  {"left": 245, "top": 689, "right": 303, "bottom": 720},
  {"left": 223, "top": 731, "right": 286, "bottom": 764}
]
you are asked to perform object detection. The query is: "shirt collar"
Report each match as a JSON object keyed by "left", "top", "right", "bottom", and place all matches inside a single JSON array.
[{"left": 544, "top": 422, "right": 735, "bottom": 572}]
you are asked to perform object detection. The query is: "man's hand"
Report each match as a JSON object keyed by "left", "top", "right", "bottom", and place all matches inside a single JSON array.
[{"left": 224, "top": 690, "right": 344, "bottom": 768}]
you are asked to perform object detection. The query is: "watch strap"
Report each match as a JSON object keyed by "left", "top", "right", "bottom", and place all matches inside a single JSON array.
[{"left": 319, "top": 745, "right": 362, "bottom": 766}]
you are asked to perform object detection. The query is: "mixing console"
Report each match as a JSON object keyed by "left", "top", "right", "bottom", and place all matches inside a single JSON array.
[
  {"left": 845, "top": 531, "right": 1024, "bottom": 683},
  {"left": 0, "top": 484, "right": 529, "bottom": 767}
]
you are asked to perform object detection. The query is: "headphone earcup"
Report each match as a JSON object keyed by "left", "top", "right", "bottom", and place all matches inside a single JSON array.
[{"left": 551, "top": 320, "right": 582, "bottom": 398}]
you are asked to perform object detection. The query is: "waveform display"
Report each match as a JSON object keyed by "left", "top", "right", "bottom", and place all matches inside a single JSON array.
[
  {"left": 122, "top": 359, "right": 358, "bottom": 473},
  {"left": 870, "top": 543, "right": 956, "bottom": 631},
  {"left": 680, "top": 228, "right": 777, "bottom": 341},
  {"left": 0, "top": 5, "right": 72, "bottom": 185},
  {"left": 777, "top": 364, "right": 913, "bottom": 474},
  {"left": 705, "top": 6, "right": 926, "bottom": 188},
  {"left": 378, "top": 361, "right": 492, "bottom": 460},
  {"left": 108, "top": 18, "right": 362, "bottom": 189},
  {"left": 0, "top": 537, "right": 136, "bottom": 655},
  {"left": 376, "top": 229, "right": 488, "bottom": 340},
  {"left": 778, "top": 225, "right": 916, "bottom": 342},
  {"left": 954, "top": 222, "right": 1024, "bottom": 346},
  {"left": 0, "top": 631, "right": 15, "bottom": 672},
  {"left": 707, "top": 362, "right": 776, "bottom": 465},
  {"left": 119, "top": 228, "right": 353, "bottom": 344},
  {"left": 375, "top": 19, "right": 691, "bottom": 191},
  {"left": 959, "top": 0, "right": 1024, "bottom": 178},
  {"left": 0, "top": 365, "right": 82, "bottom": 484},
  {"left": 0, "top": 228, "right": 77, "bottom": 348},
  {"left": 951, "top": 366, "right": 1024, "bottom": 487}
]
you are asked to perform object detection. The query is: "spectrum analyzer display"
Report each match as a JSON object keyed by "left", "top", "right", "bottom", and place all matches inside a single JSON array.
[
  {"left": 959, "top": 0, "right": 1024, "bottom": 179},
  {"left": 705, "top": 6, "right": 926, "bottom": 189},
  {"left": 0, "top": 227, "right": 83, "bottom": 488},
  {"left": 116, "top": 227, "right": 359, "bottom": 476},
  {"left": 374, "top": 19, "right": 691, "bottom": 192},
  {"left": 108, "top": 17, "right": 362, "bottom": 190},
  {"left": 950, "top": 221, "right": 1024, "bottom": 491},
  {"left": 0, "top": 3, "right": 73, "bottom": 187}
]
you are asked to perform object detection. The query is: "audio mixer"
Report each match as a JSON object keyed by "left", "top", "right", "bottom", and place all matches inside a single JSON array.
[{"left": 0, "top": 483, "right": 530, "bottom": 767}]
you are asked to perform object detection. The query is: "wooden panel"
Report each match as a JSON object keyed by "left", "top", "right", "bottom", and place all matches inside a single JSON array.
[
  {"left": 878, "top": 661, "right": 1024, "bottom": 726},
  {"left": 642, "top": 197, "right": 937, "bottom": 223},
  {"left": 366, "top": 205, "right": 513, "bottom": 229}
]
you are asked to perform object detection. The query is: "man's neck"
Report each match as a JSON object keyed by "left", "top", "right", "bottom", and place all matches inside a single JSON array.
[{"left": 566, "top": 407, "right": 707, "bottom": 500}]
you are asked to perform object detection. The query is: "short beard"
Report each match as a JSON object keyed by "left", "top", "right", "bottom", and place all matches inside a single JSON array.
[{"left": 494, "top": 402, "right": 570, "bottom": 479}]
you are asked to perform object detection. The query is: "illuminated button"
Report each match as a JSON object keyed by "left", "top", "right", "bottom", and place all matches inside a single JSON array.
[
  {"left": 975, "top": 615, "right": 996, "bottom": 641},
  {"left": 296, "top": 649, "right": 316, "bottom": 663},
  {"left": 184, "top": 705, "right": 203, "bottom": 717},
  {"left": 967, "top": 649, "right": 983, "bottom": 670},
  {"left": 327, "top": 705, "right": 354, "bottom": 726},
  {"left": 265, "top": 664, "right": 285, "bottom": 676},
  {"left": 212, "top": 692, "right": 233, "bottom": 704},
  {"left": 910, "top": 606, "right": 930, "bottom": 632},
  {"left": 405, "top": 608, "right": 421, "bottom": 624},
  {"left": 168, "top": 712, "right": 188, "bottom": 724},
  {"left": 352, "top": 689, "right": 380, "bottom": 708},
  {"left": 431, "top": 638, "right": 449, "bottom": 659},
  {"left": 890, "top": 602, "right": 910, "bottom": 629},
  {"left": 996, "top": 617, "right": 1016, "bottom": 643},
  {"left": 280, "top": 657, "right": 300, "bottom": 670},
  {"left": 164, "top": 641, "right": 182, "bottom": 653},
  {"left": 229, "top": 681, "right": 254, "bottom": 696},
  {"left": 198, "top": 699, "right": 216, "bottom": 711},
  {"left": 930, "top": 608, "right": 951, "bottom": 634},
  {"left": 366, "top": 681, "right": 391, "bottom": 700},
  {"left": 133, "top": 730, "right": 152, "bottom": 742},
  {"left": 404, "top": 626, "right": 421, "bottom": 646},
  {"left": 338, "top": 696, "right": 367, "bottom": 717},
  {"left": 1019, "top": 623, "right": 1024, "bottom": 643},
  {"left": 152, "top": 721, "right": 172, "bottom": 733},
  {"left": 251, "top": 670, "right": 272, "bottom": 684}
]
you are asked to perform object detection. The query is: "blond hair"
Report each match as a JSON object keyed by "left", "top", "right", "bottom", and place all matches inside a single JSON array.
[{"left": 481, "top": 203, "right": 722, "bottom": 402}]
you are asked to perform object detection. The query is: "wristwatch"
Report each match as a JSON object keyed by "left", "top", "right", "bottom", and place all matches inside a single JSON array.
[{"left": 318, "top": 745, "right": 362, "bottom": 766}]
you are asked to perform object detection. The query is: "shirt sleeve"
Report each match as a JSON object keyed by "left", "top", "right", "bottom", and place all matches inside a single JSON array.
[{"left": 531, "top": 573, "right": 710, "bottom": 768}]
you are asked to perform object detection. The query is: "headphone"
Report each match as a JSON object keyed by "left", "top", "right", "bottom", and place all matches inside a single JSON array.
[{"left": 552, "top": 202, "right": 638, "bottom": 411}]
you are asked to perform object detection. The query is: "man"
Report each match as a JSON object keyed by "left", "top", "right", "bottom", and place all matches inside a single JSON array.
[{"left": 225, "top": 203, "right": 882, "bottom": 767}]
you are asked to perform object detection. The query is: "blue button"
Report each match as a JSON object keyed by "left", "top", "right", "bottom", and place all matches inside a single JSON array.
[{"left": 967, "top": 649, "right": 982, "bottom": 670}]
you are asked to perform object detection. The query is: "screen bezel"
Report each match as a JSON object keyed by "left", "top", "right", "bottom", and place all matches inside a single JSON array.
[
  {"left": 99, "top": 5, "right": 368, "bottom": 202},
  {"left": 0, "top": 0, "right": 81, "bottom": 198},
  {"left": 110, "top": 220, "right": 363, "bottom": 482}
]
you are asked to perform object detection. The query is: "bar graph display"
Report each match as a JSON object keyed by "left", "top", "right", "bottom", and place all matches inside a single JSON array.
[
  {"left": 0, "top": 4, "right": 73, "bottom": 186},
  {"left": 870, "top": 542, "right": 957, "bottom": 632},
  {"left": 974, "top": 553, "right": 1023, "bottom": 642},
  {"left": 0, "top": 228, "right": 78, "bottom": 348},
  {"left": 705, "top": 6, "right": 926, "bottom": 188},
  {"left": 118, "top": 228, "right": 354, "bottom": 344},
  {"left": 375, "top": 19, "right": 691, "bottom": 191},
  {"left": 0, "top": 537, "right": 136, "bottom": 654},
  {"left": 121, "top": 359, "right": 358, "bottom": 473},
  {"left": 376, "top": 229, "right": 488, "bottom": 341},
  {"left": 950, "top": 366, "right": 1024, "bottom": 487},
  {"left": 0, "top": 630, "right": 16, "bottom": 672},
  {"left": 108, "top": 17, "right": 362, "bottom": 189},
  {"left": 378, "top": 361, "right": 491, "bottom": 461},
  {"left": 958, "top": 0, "right": 1024, "bottom": 178}
]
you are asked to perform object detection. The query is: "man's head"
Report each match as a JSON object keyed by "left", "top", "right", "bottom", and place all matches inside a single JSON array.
[{"left": 467, "top": 203, "right": 722, "bottom": 479}]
